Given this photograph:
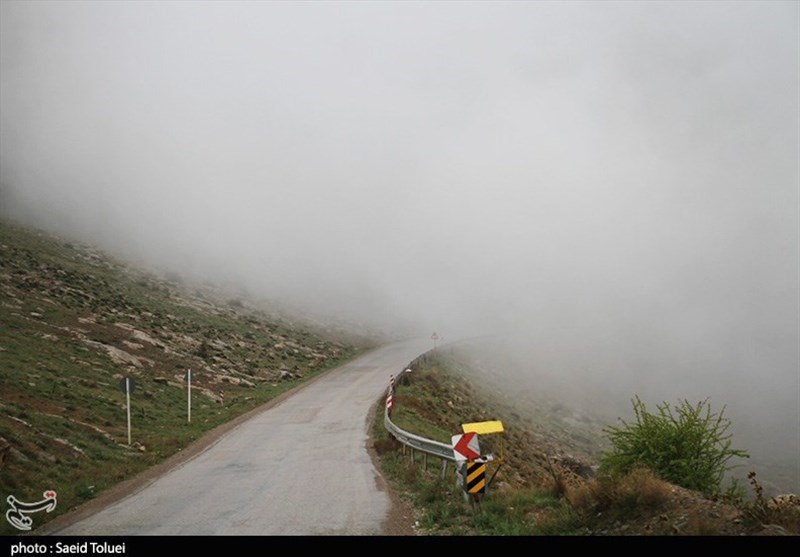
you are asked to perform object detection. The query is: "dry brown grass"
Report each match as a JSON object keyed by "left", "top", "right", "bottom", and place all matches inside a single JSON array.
[
  {"left": 770, "top": 507, "right": 800, "bottom": 534},
  {"left": 544, "top": 471, "right": 570, "bottom": 499},
  {"left": 542, "top": 455, "right": 572, "bottom": 499},
  {"left": 567, "top": 467, "right": 672, "bottom": 520},
  {"left": 743, "top": 471, "right": 800, "bottom": 534},
  {"left": 373, "top": 437, "right": 399, "bottom": 455},
  {"left": 684, "top": 514, "right": 724, "bottom": 535},
  {"left": 754, "top": 499, "right": 800, "bottom": 534}
]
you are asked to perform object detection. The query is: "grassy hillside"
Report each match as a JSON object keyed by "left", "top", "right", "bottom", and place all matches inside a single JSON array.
[
  {"left": 372, "top": 352, "right": 800, "bottom": 536},
  {"left": 0, "top": 219, "right": 366, "bottom": 535}
]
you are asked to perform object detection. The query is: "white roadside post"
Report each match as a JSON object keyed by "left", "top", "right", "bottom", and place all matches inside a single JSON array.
[
  {"left": 119, "top": 377, "right": 135, "bottom": 446},
  {"left": 187, "top": 369, "right": 192, "bottom": 424},
  {"left": 125, "top": 377, "right": 131, "bottom": 446}
]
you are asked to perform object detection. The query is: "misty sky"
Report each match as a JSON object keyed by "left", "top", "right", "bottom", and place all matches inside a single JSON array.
[{"left": 1, "top": 1, "right": 798, "bottom": 485}]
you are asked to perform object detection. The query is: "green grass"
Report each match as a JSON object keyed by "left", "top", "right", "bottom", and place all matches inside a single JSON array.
[
  {"left": 0, "top": 218, "right": 364, "bottom": 535},
  {"left": 371, "top": 360, "right": 584, "bottom": 536},
  {"left": 371, "top": 354, "right": 782, "bottom": 536}
]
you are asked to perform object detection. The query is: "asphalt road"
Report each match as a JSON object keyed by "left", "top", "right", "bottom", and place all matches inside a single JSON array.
[{"left": 52, "top": 339, "right": 430, "bottom": 535}]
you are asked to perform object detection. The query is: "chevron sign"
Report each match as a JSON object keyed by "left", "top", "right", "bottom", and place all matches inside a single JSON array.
[{"left": 451, "top": 431, "right": 480, "bottom": 462}]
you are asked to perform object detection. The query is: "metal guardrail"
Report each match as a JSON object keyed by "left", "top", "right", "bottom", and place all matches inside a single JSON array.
[
  {"left": 383, "top": 349, "right": 456, "bottom": 473},
  {"left": 384, "top": 413, "right": 456, "bottom": 462}
]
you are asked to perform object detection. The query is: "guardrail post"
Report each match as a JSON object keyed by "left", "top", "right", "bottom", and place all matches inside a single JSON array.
[
  {"left": 440, "top": 459, "right": 448, "bottom": 479},
  {"left": 423, "top": 452, "right": 428, "bottom": 471}
]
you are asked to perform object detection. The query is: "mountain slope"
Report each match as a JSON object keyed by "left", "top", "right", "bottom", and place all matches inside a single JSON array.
[
  {"left": 372, "top": 352, "right": 799, "bottom": 536},
  {"left": 0, "top": 218, "right": 365, "bottom": 535}
]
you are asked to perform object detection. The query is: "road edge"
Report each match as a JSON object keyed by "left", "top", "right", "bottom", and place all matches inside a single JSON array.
[{"left": 36, "top": 362, "right": 349, "bottom": 535}]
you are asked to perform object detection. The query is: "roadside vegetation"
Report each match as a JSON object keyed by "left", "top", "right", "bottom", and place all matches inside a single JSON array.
[
  {"left": 3, "top": 218, "right": 796, "bottom": 537},
  {"left": 0, "top": 219, "right": 366, "bottom": 535},
  {"left": 600, "top": 396, "right": 748, "bottom": 496},
  {"left": 372, "top": 353, "right": 799, "bottom": 535}
]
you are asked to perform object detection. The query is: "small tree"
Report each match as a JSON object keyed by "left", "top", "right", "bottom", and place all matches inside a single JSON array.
[{"left": 600, "top": 396, "right": 748, "bottom": 495}]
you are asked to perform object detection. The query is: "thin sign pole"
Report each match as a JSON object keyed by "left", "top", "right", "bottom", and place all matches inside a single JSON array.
[
  {"left": 126, "top": 377, "right": 132, "bottom": 446},
  {"left": 187, "top": 369, "right": 192, "bottom": 424}
]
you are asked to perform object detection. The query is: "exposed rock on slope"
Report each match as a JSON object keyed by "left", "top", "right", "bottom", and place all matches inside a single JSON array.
[{"left": 0, "top": 218, "right": 365, "bottom": 534}]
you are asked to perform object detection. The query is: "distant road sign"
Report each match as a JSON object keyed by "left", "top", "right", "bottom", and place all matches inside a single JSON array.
[
  {"left": 451, "top": 431, "right": 480, "bottom": 462},
  {"left": 431, "top": 332, "right": 439, "bottom": 341},
  {"left": 118, "top": 377, "right": 136, "bottom": 394}
]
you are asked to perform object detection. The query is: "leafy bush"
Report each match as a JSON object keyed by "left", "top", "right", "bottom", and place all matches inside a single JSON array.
[{"left": 600, "top": 396, "right": 748, "bottom": 495}]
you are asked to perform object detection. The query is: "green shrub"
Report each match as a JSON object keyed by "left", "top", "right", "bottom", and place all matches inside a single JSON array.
[{"left": 600, "top": 396, "right": 748, "bottom": 495}]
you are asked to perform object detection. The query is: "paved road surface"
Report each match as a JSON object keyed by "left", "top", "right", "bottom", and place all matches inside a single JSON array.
[{"left": 53, "top": 339, "right": 429, "bottom": 535}]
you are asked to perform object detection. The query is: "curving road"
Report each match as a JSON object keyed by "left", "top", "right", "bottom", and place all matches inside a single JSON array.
[{"left": 51, "top": 339, "right": 430, "bottom": 536}]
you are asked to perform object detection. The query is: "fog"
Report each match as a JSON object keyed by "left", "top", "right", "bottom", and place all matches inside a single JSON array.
[{"left": 1, "top": 1, "right": 797, "bottom": 491}]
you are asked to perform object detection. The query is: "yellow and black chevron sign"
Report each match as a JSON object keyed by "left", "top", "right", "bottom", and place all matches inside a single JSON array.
[{"left": 466, "top": 461, "right": 486, "bottom": 494}]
